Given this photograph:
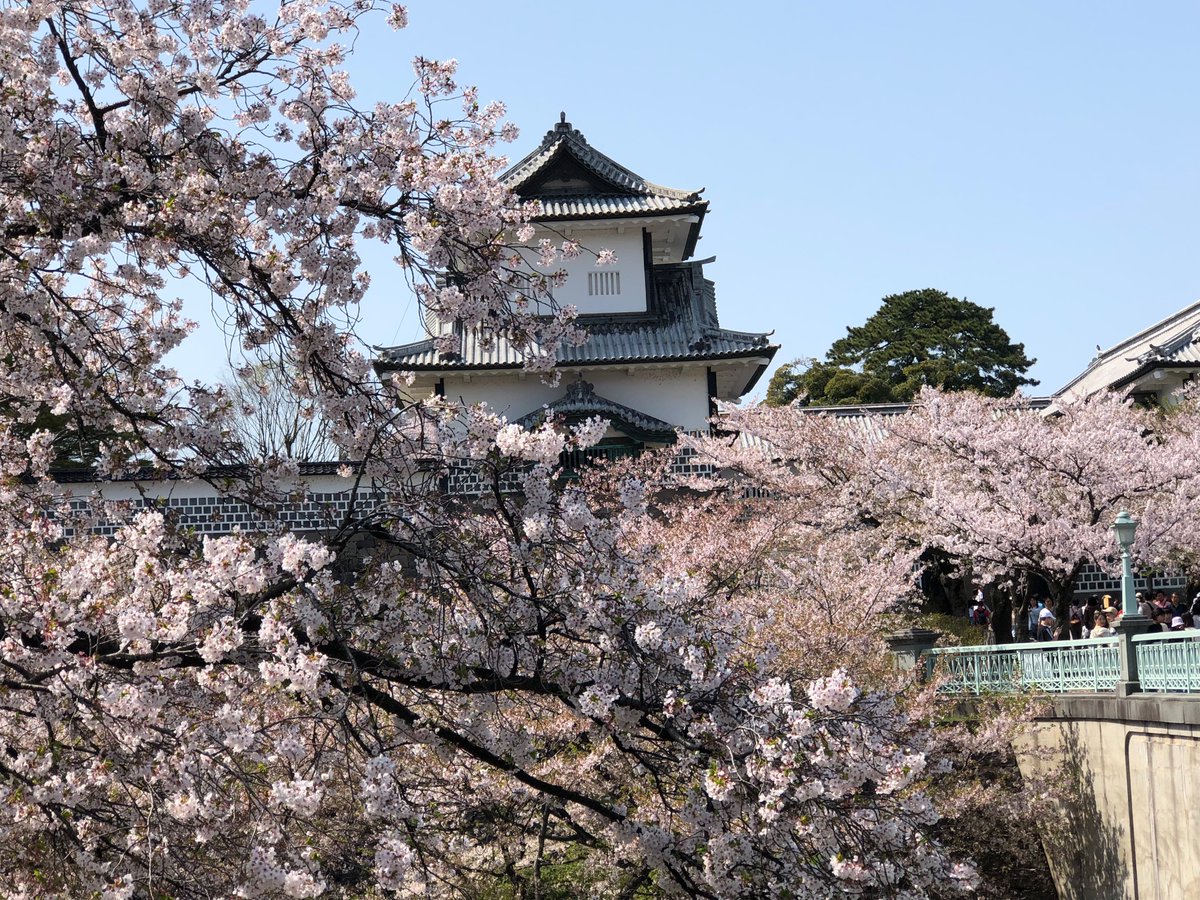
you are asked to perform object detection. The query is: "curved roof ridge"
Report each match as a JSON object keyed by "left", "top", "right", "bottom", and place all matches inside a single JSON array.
[
  {"left": 515, "top": 377, "right": 677, "bottom": 443},
  {"left": 501, "top": 113, "right": 700, "bottom": 202}
]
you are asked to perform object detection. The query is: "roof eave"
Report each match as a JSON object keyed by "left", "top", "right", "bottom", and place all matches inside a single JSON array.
[
  {"left": 1110, "top": 361, "right": 1200, "bottom": 391},
  {"left": 375, "top": 347, "right": 777, "bottom": 375},
  {"left": 681, "top": 206, "right": 706, "bottom": 260},
  {"left": 736, "top": 345, "right": 780, "bottom": 396}
]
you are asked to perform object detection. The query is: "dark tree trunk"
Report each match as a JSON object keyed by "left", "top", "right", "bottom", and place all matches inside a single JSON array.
[
  {"left": 918, "top": 549, "right": 975, "bottom": 617},
  {"left": 990, "top": 585, "right": 1014, "bottom": 644},
  {"left": 1051, "top": 563, "right": 1085, "bottom": 624},
  {"left": 1014, "top": 572, "right": 1032, "bottom": 642}
]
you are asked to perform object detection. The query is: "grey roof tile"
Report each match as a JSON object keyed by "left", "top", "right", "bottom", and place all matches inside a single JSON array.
[
  {"left": 535, "top": 195, "right": 705, "bottom": 219},
  {"left": 516, "top": 378, "right": 678, "bottom": 443},
  {"left": 377, "top": 260, "right": 777, "bottom": 372},
  {"left": 501, "top": 114, "right": 700, "bottom": 202},
  {"left": 377, "top": 323, "right": 775, "bottom": 370}
]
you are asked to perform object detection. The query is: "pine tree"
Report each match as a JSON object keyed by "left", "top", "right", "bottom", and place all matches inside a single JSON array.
[{"left": 766, "top": 289, "right": 1037, "bottom": 406}]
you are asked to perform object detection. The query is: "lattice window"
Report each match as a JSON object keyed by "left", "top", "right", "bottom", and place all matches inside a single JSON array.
[{"left": 587, "top": 271, "right": 621, "bottom": 296}]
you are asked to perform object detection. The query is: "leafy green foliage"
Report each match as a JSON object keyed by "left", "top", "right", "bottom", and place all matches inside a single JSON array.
[
  {"left": 1, "top": 402, "right": 125, "bottom": 470},
  {"left": 765, "top": 289, "right": 1037, "bottom": 406}
]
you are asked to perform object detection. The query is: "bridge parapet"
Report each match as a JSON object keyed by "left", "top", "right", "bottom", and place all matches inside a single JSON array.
[
  {"left": 923, "top": 632, "right": 1200, "bottom": 696},
  {"left": 917, "top": 633, "right": 1200, "bottom": 898},
  {"left": 1015, "top": 691, "right": 1200, "bottom": 900}
]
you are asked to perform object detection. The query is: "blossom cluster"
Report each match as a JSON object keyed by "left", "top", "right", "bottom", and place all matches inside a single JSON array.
[{"left": 0, "top": 2, "right": 980, "bottom": 897}]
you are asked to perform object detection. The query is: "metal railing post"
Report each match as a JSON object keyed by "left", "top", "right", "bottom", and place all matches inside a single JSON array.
[{"left": 1191, "top": 640, "right": 1196, "bottom": 693}]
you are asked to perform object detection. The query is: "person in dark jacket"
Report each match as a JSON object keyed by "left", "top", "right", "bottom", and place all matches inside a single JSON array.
[
  {"left": 1082, "top": 596, "right": 1098, "bottom": 631},
  {"left": 1058, "top": 614, "right": 1085, "bottom": 641}
]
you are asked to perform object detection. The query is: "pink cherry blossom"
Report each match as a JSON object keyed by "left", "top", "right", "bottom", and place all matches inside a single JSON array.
[{"left": 0, "top": 4, "right": 987, "bottom": 896}]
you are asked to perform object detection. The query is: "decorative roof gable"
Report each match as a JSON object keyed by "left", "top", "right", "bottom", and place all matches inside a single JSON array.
[
  {"left": 1055, "top": 299, "right": 1200, "bottom": 399},
  {"left": 502, "top": 114, "right": 708, "bottom": 223},
  {"left": 516, "top": 378, "right": 678, "bottom": 444}
]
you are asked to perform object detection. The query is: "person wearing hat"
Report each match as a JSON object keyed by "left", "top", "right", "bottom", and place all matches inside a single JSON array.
[
  {"left": 1035, "top": 610, "right": 1056, "bottom": 642},
  {"left": 1170, "top": 616, "right": 1188, "bottom": 632},
  {"left": 1102, "top": 594, "right": 1124, "bottom": 622}
]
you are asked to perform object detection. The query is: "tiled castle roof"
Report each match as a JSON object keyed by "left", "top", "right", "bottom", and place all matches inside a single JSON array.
[
  {"left": 501, "top": 114, "right": 708, "bottom": 221},
  {"left": 789, "top": 398, "right": 1053, "bottom": 442},
  {"left": 376, "top": 261, "right": 777, "bottom": 373},
  {"left": 376, "top": 324, "right": 774, "bottom": 371},
  {"left": 1055, "top": 299, "right": 1200, "bottom": 399},
  {"left": 375, "top": 117, "right": 774, "bottom": 399}
]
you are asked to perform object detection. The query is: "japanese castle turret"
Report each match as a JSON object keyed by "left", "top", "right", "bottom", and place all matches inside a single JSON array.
[{"left": 375, "top": 115, "right": 778, "bottom": 448}]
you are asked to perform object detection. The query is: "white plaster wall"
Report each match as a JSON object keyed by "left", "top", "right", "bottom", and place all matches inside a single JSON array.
[
  {"left": 525, "top": 227, "right": 646, "bottom": 315},
  {"left": 441, "top": 367, "right": 711, "bottom": 432},
  {"left": 56, "top": 473, "right": 357, "bottom": 504}
]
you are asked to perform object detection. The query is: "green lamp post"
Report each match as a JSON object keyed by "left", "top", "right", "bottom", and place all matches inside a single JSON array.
[
  {"left": 1113, "top": 510, "right": 1138, "bottom": 615},
  {"left": 1112, "top": 510, "right": 1148, "bottom": 696}
]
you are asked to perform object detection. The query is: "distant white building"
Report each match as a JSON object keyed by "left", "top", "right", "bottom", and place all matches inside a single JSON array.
[
  {"left": 375, "top": 114, "right": 778, "bottom": 450},
  {"left": 1055, "top": 300, "right": 1200, "bottom": 405}
]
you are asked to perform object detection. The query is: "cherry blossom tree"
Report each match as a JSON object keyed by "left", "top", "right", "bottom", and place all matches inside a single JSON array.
[
  {"left": 670, "top": 408, "right": 1057, "bottom": 899},
  {"left": 674, "top": 406, "right": 925, "bottom": 672},
  {"left": 873, "top": 389, "right": 1200, "bottom": 623},
  {"left": 684, "top": 392, "right": 1200, "bottom": 895},
  {"left": 710, "top": 389, "right": 1200, "bottom": 632},
  {"left": 0, "top": 2, "right": 975, "bottom": 898}
]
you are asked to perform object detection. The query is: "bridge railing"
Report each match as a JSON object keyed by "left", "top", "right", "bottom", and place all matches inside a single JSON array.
[
  {"left": 926, "top": 633, "right": 1200, "bottom": 696},
  {"left": 925, "top": 638, "right": 1120, "bottom": 694},
  {"left": 1134, "top": 631, "right": 1200, "bottom": 692},
  {"left": 925, "top": 631, "right": 1200, "bottom": 695}
]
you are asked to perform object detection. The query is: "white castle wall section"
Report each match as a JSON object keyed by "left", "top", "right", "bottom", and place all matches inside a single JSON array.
[
  {"left": 1071, "top": 564, "right": 1187, "bottom": 600},
  {"left": 58, "top": 473, "right": 379, "bottom": 537},
  {"left": 440, "top": 366, "right": 712, "bottom": 433},
  {"left": 528, "top": 227, "right": 647, "bottom": 316}
]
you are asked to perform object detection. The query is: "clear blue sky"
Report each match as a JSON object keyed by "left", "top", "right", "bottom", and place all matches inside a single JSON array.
[{"left": 176, "top": 1, "right": 1200, "bottom": 397}]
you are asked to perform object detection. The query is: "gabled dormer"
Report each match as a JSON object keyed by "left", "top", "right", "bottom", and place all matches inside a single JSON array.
[{"left": 500, "top": 114, "right": 709, "bottom": 317}]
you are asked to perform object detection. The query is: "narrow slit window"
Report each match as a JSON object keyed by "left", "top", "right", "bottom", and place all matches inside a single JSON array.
[{"left": 588, "top": 271, "right": 621, "bottom": 296}]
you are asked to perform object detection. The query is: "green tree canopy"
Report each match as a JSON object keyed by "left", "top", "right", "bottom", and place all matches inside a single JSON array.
[{"left": 766, "top": 289, "right": 1038, "bottom": 406}]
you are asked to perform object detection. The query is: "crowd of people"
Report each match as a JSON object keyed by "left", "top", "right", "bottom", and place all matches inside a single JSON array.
[{"left": 966, "top": 590, "right": 1200, "bottom": 642}]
